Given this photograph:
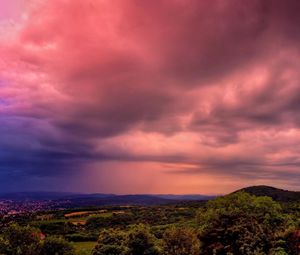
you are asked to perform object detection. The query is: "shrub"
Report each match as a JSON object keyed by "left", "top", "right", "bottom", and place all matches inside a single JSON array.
[
  {"left": 125, "top": 224, "right": 161, "bottom": 255},
  {"left": 41, "top": 236, "right": 74, "bottom": 255},
  {"left": 162, "top": 226, "right": 200, "bottom": 255},
  {"left": 92, "top": 228, "right": 128, "bottom": 255},
  {"left": 0, "top": 224, "right": 42, "bottom": 255}
]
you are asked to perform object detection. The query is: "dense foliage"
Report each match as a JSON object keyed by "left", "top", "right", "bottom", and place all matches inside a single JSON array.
[
  {"left": 0, "top": 224, "right": 74, "bottom": 255},
  {"left": 162, "top": 227, "right": 200, "bottom": 255},
  {"left": 0, "top": 224, "right": 42, "bottom": 255},
  {"left": 0, "top": 191, "right": 299, "bottom": 255},
  {"left": 197, "top": 192, "right": 295, "bottom": 254},
  {"left": 41, "top": 236, "right": 74, "bottom": 255},
  {"left": 92, "top": 229, "right": 128, "bottom": 255},
  {"left": 239, "top": 186, "right": 300, "bottom": 203}
]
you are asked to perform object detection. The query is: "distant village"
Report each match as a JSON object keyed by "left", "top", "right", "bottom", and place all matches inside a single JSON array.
[{"left": 0, "top": 199, "right": 70, "bottom": 217}]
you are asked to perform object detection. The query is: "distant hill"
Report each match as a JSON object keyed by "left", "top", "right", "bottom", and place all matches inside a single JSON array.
[
  {"left": 235, "top": 185, "right": 300, "bottom": 202},
  {"left": 65, "top": 195, "right": 177, "bottom": 207},
  {"left": 154, "top": 194, "right": 216, "bottom": 201},
  {"left": 0, "top": 192, "right": 213, "bottom": 206}
]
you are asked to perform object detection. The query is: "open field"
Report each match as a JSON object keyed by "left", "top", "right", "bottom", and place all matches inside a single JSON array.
[{"left": 74, "top": 242, "right": 97, "bottom": 255}]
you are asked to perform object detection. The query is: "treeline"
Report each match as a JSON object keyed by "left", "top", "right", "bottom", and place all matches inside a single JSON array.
[
  {"left": 86, "top": 207, "right": 195, "bottom": 228},
  {"left": 92, "top": 192, "right": 300, "bottom": 255},
  {"left": 0, "top": 192, "right": 299, "bottom": 255}
]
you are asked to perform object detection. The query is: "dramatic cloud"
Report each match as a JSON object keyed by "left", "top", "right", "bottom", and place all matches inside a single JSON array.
[{"left": 0, "top": 0, "right": 300, "bottom": 193}]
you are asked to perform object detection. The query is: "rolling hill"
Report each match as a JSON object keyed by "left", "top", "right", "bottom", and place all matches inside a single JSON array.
[
  {"left": 0, "top": 192, "right": 213, "bottom": 207},
  {"left": 236, "top": 185, "right": 300, "bottom": 202}
]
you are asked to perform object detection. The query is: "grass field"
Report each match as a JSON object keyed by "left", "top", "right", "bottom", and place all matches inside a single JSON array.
[
  {"left": 65, "top": 211, "right": 91, "bottom": 218},
  {"left": 73, "top": 242, "right": 97, "bottom": 255}
]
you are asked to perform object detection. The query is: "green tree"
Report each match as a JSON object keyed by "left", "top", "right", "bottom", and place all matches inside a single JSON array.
[
  {"left": 126, "top": 224, "right": 161, "bottom": 255},
  {"left": 92, "top": 229, "right": 128, "bottom": 255},
  {"left": 197, "top": 192, "right": 292, "bottom": 255},
  {"left": 41, "top": 236, "right": 74, "bottom": 255},
  {"left": 0, "top": 223, "right": 42, "bottom": 255},
  {"left": 162, "top": 226, "right": 200, "bottom": 255}
]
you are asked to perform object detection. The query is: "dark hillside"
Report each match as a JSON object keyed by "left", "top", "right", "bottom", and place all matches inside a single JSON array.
[{"left": 235, "top": 185, "right": 300, "bottom": 202}]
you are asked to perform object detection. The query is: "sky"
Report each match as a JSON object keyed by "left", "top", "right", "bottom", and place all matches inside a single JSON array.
[{"left": 0, "top": 0, "right": 300, "bottom": 194}]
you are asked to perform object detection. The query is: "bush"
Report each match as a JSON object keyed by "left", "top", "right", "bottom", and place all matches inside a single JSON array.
[
  {"left": 0, "top": 223, "right": 42, "bottom": 255},
  {"left": 38, "top": 222, "right": 74, "bottom": 235},
  {"left": 93, "top": 224, "right": 161, "bottom": 255},
  {"left": 126, "top": 224, "right": 161, "bottom": 255},
  {"left": 41, "top": 236, "right": 74, "bottom": 255},
  {"left": 92, "top": 228, "right": 128, "bottom": 255},
  {"left": 0, "top": 223, "right": 74, "bottom": 255},
  {"left": 162, "top": 226, "right": 200, "bottom": 255}
]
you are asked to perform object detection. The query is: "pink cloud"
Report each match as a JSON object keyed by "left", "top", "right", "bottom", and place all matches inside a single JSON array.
[{"left": 0, "top": 0, "right": 300, "bottom": 193}]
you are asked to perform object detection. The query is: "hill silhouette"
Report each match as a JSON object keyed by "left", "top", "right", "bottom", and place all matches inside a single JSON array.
[{"left": 235, "top": 185, "right": 300, "bottom": 202}]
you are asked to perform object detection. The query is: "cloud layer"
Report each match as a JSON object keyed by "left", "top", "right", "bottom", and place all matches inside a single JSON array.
[{"left": 0, "top": 0, "right": 300, "bottom": 193}]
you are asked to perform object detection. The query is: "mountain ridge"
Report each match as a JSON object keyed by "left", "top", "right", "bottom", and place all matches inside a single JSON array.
[
  {"left": 0, "top": 191, "right": 214, "bottom": 203},
  {"left": 1, "top": 185, "right": 300, "bottom": 204}
]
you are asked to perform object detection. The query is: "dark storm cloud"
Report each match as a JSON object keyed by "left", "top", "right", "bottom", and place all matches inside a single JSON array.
[{"left": 0, "top": 0, "right": 300, "bottom": 191}]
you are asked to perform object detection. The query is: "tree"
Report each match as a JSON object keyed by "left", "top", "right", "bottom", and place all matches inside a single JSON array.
[
  {"left": 126, "top": 224, "right": 161, "bottom": 255},
  {"left": 41, "top": 236, "right": 74, "bottom": 255},
  {"left": 0, "top": 223, "right": 42, "bottom": 255},
  {"left": 92, "top": 228, "right": 128, "bottom": 255},
  {"left": 0, "top": 224, "right": 74, "bottom": 255},
  {"left": 197, "top": 192, "right": 291, "bottom": 255},
  {"left": 162, "top": 226, "right": 200, "bottom": 255}
]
